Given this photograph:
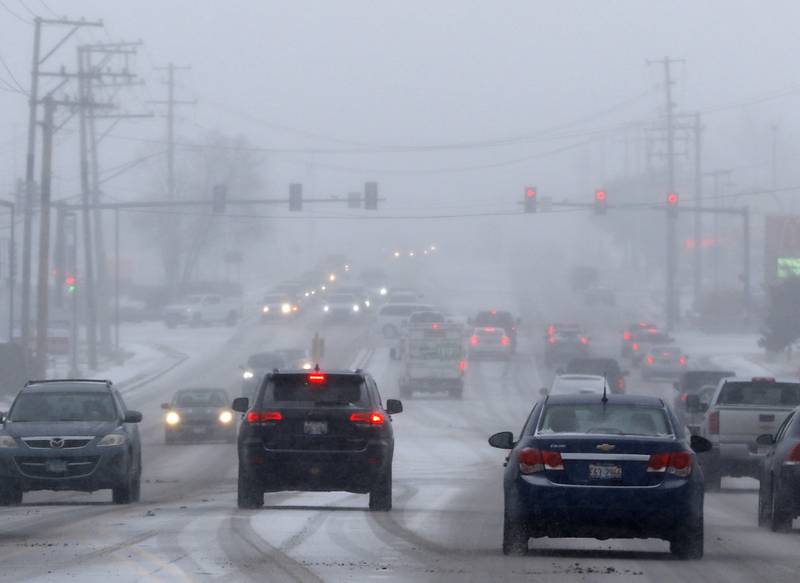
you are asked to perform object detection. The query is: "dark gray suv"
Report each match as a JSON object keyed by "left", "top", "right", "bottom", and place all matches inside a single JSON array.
[{"left": 0, "top": 380, "right": 143, "bottom": 505}]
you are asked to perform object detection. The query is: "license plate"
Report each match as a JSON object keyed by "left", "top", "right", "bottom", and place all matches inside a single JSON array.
[
  {"left": 304, "top": 421, "right": 328, "bottom": 435},
  {"left": 46, "top": 459, "right": 67, "bottom": 473},
  {"left": 589, "top": 463, "right": 622, "bottom": 480}
]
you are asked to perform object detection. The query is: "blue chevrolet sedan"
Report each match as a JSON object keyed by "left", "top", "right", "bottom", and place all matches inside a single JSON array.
[{"left": 489, "top": 393, "right": 711, "bottom": 558}]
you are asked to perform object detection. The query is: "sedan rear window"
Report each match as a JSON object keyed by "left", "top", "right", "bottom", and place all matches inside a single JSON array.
[
  {"left": 538, "top": 404, "right": 672, "bottom": 436},
  {"left": 266, "top": 375, "right": 366, "bottom": 405},
  {"left": 717, "top": 382, "right": 800, "bottom": 407},
  {"left": 10, "top": 392, "right": 117, "bottom": 422}
]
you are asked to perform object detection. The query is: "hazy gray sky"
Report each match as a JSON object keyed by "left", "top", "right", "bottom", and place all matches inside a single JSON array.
[{"left": 2, "top": 1, "right": 800, "bottom": 208}]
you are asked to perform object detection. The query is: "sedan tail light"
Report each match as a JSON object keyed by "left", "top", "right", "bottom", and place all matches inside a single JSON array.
[
  {"left": 784, "top": 444, "right": 800, "bottom": 466},
  {"left": 647, "top": 451, "right": 693, "bottom": 477},
  {"left": 247, "top": 411, "right": 283, "bottom": 423},
  {"left": 470, "top": 335, "right": 479, "bottom": 346},
  {"left": 646, "top": 356, "right": 654, "bottom": 365},
  {"left": 616, "top": 377, "right": 625, "bottom": 391},
  {"left": 708, "top": 411, "right": 720, "bottom": 435},
  {"left": 678, "top": 356, "right": 687, "bottom": 366},
  {"left": 350, "top": 412, "right": 385, "bottom": 426},
  {"left": 623, "top": 331, "right": 631, "bottom": 341},
  {"left": 500, "top": 335, "right": 510, "bottom": 346},
  {"left": 518, "top": 448, "right": 564, "bottom": 474}
]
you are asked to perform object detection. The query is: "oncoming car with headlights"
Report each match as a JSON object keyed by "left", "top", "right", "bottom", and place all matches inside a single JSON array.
[
  {"left": 162, "top": 388, "right": 236, "bottom": 444},
  {"left": 322, "top": 293, "right": 362, "bottom": 319},
  {"left": 260, "top": 293, "right": 299, "bottom": 320},
  {"left": 0, "top": 379, "right": 143, "bottom": 505},
  {"left": 241, "top": 352, "right": 287, "bottom": 398},
  {"left": 489, "top": 394, "right": 710, "bottom": 558}
]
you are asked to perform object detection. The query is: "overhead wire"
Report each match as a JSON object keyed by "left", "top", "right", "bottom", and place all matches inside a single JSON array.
[{"left": 0, "top": 0, "right": 29, "bottom": 23}]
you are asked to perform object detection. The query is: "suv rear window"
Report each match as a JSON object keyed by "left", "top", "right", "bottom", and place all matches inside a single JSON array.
[
  {"left": 717, "top": 382, "right": 800, "bottom": 407},
  {"left": 265, "top": 375, "right": 367, "bottom": 405}
]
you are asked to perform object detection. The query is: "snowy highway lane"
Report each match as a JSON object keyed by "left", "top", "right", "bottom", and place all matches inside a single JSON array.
[{"left": 1, "top": 288, "right": 800, "bottom": 581}]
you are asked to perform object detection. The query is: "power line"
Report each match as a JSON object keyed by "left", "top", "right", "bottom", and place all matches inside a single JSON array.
[
  {"left": 0, "top": 0, "right": 29, "bottom": 23},
  {"left": 16, "top": 0, "right": 37, "bottom": 18},
  {"left": 0, "top": 52, "right": 26, "bottom": 93}
]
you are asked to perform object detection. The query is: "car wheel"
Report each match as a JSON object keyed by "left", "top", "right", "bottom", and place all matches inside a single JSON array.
[
  {"left": 670, "top": 514, "right": 703, "bottom": 559},
  {"left": 701, "top": 454, "right": 722, "bottom": 492},
  {"left": 502, "top": 512, "right": 528, "bottom": 556},
  {"left": 0, "top": 481, "right": 23, "bottom": 506},
  {"left": 369, "top": 466, "right": 392, "bottom": 511},
  {"left": 770, "top": 482, "right": 793, "bottom": 532},
  {"left": 112, "top": 473, "right": 136, "bottom": 504},
  {"left": 237, "top": 469, "right": 263, "bottom": 509}
]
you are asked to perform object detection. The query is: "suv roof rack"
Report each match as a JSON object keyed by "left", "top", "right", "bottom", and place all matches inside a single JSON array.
[{"left": 24, "top": 379, "right": 113, "bottom": 388}]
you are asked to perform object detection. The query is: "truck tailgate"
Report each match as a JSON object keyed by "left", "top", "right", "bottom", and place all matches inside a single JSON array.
[{"left": 718, "top": 406, "right": 794, "bottom": 443}]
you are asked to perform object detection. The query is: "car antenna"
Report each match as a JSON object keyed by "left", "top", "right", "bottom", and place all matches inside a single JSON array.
[
  {"left": 314, "top": 363, "right": 320, "bottom": 372},
  {"left": 602, "top": 371, "right": 609, "bottom": 405}
]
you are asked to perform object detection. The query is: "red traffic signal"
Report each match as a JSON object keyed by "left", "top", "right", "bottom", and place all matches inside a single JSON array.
[
  {"left": 64, "top": 274, "right": 76, "bottom": 286},
  {"left": 524, "top": 186, "right": 537, "bottom": 213},
  {"left": 594, "top": 189, "right": 607, "bottom": 215},
  {"left": 666, "top": 192, "right": 679, "bottom": 205}
]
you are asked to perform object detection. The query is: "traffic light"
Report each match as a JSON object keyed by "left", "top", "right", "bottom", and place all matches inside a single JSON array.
[
  {"left": 524, "top": 186, "right": 537, "bottom": 213},
  {"left": 212, "top": 184, "right": 227, "bottom": 214},
  {"left": 666, "top": 192, "right": 679, "bottom": 217},
  {"left": 364, "top": 181, "right": 378, "bottom": 210},
  {"left": 65, "top": 274, "right": 76, "bottom": 295},
  {"left": 289, "top": 183, "right": 303, "bottom": 212},
  {"left": 594, "top": 189, "right": 607, "bottom": 215}
]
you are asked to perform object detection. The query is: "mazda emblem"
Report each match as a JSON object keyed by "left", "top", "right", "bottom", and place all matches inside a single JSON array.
[{"left": 49, "top": 438, "right": 65, "bottom": 449}]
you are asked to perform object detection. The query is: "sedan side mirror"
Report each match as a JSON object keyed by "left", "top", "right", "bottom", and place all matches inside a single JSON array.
[
  {"left": 756, "top": 433, "right": 775, "bottom": 446},
  {"left": 232, "top": 397, "right": 249, "bottom": 413},
  {"left": 488, "top": 431, "right": 515, "bottom": 450},
  {"left": 160, "top": 403, "right": 170, "bottom": 410},
  {"left": 386, "top": 399, "right": 403, "bottom": 415},
  {"left": 124, "top": 410, "right": 143, "bottom": 424},
  {"left": 690, "top": 434, "right": 712, "bottom": 454}
]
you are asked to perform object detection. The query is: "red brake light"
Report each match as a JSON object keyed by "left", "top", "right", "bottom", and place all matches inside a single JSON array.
[
  {"left": 547, "top": 336, "right": 556, "bottom": 344},
  {"left": 678, "top": 356, "right": 687, "bottom": 366},
  {"left": 680, "top": 393, "right": 688, "bottom": 402},
  {"left": 470, "top": 335, "right": 479, "bottom": 346},
  {"left": 431, "top": 323, "right": 440, "bottom": 330},
  {"left": 647, "top": 453, "right": 670, "bottom": 472},
  {"left": 490, "top": 309, "right": 497, "bottom": 315},
  {"left": 459, "top": 359, "right": 467, "bottom": 372},
  {"left": 616, "top": 377, "right": 625, "bottom": 390},
  {"left": 500, "top": 336, "right": 510, "bottom": 346},
  {"left": 708, "top": 411, "right": 719, "bottom": 435},
  {"left": 518, "top": 448, "right": 563, "bottom": 474},
  {"left": 623, "top": 331, "right": 631, "bottom": 341},
  {"left": 308, "top": 373, "right": 326, "bottom": 384},
  {"left": 541, "top": 450, "right": 564, "bottom": 470},
  {"left": 484, "top": 327, "right": 495, "bottom": 332},
  {"left": 580, "top": 337, "right": 589, "bottom": 345},
  {"left": 350, "top": 412, "right": 384, "bottom": 426},
  {"left": 547, "top": 325, "right": 556, "bottom": 335},
  {"left": 632, "top": 342, "right": 639, "bottom": 352},
  {"left": 785, "top": 444, "right": 800, "bottom": 465},
  {"left": 751, "top": 377, "right": 775, "bottom": 383},
  {"left": 646, "top": 355, "right": 654, "bottom": 365},
  {"left": 247, "top": 411, "right": 282, "bottom": 423},
  {"left": 647, "top": 451, "right": 693, "bottom": 477}
]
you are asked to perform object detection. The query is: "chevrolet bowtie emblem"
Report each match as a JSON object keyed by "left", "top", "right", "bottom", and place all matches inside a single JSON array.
[{"left": 596, "top": 443, "right": 616, "bottom": 452}]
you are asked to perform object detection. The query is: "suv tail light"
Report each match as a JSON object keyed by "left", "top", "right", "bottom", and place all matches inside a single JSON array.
[
  {"left": 632, "top": 342, "right": 639, "bottom": 352},
  {"left": 350, "top": 412, "right": 385, "bottom": 426},
  {"left": 580, "top": 336, "right": 589, "bottom": 345},
  {"left": 518, "top": 448, "right": 564, "bottom": 474},
  {"left": 708, "top": 411, "right": 720, "bottom": 435},
  {"left": 500, "top": 335, "right": 510, "bottom": 346},
  {"left": 623, "top": 331, "right": 631, "bottom": 341},
  {"left": 646, "top": 355, "right": 654, "bottom": 365},
  {"left": 647, "top": 451, "right": 693, "bottom": 477},
  {"left": 247, "top": 411, "right": 283, "bottom": 423},
  {"left": 678, "top": 356, "right": 687, "bottom": 366},
  {"left": 459, "top": 359, "right": 467, "bottom": 372},
  {"left": 470, "top": 335, "right": 479, "bottom": 346},
  {"left": 616, "top": 377, "right": 625, "bottom": 391},
  {"left": 784, "top": 444, "right": 800, "bottom": 466}
]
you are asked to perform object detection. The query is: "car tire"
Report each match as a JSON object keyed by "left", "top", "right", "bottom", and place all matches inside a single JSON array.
[
  {"left": 112, "top": 473, "right": 136, "bottom": 504},
  {"left": 502, "top": 513, "right": 528, "bottom": 556},
  {"left": 770, "top": 482, "right": 793, "bottom": 532},
  {"left": 369, "top": 466, "right": 392, "bottom": 511},
  {"left": 701, "top": 455, "right": 722, "bottom": 492},
  {"left": 670, "top": 514, "right": 704, "bottom": 559},
  {"left": 237, "top": 470, "right": 263, "bottom": 509},
  {"left": 0, "top": 481, "right": 23, "bottom": 506}
]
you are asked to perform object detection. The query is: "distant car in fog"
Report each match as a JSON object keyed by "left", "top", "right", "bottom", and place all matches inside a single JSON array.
[
  {"left": 260, "top": 293, "right": 299, "bottom": 320},
  {"left": 470, "top": 310, "right": 520, "bottom": 352},
  {"left": 241, "top": 351, "right": 287, "bottom": 397},
  {"left": 545, "top": 374, "right": 607, "bottom": 396},
  {"left": 162, "top": 388, "right": 236, "bottom": 444},
  {"left": 562, "top": 357, "right": 628, "bottom": 393},
  {"left": 323, "top": 293, "right": 362, "bottom": 319},
  {"left": 641, "top": 345, "right": 687, "bottom": 379},
  {"left": 468, "top": 326, "right": 512, "bottom": 360},
  {"left": 544, "top": 324, "right": 589, "bottom": 367},
  {"left": 163, "top": 294, "right": 240, "bottom": 328},
  {"left": 583, "top": 287, "right": 616, "bottom": 307},
  {"left": 620, "top": 321, "right": 659, "bottom": 358},
  {"left": 375, "top": 303, "right": 435, "bottom": 338},
  {"left": 275, "top": 348, "right": 314, "bottom": 370},
  {"left": 628, "top": 329, "right": 674, "bottom": 366}
]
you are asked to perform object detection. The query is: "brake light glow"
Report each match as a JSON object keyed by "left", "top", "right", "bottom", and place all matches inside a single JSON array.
[
  {"left": 580, "top": 336, "right": 589, "bottom": 345},
  {"left": 500, "top": 336, "right": 510, "bottom": 346},
  {"left": 484, "top": 327, "right": 495, "bottom": 332},
  {"left": 646, "top": 355, "right": 654, "bottom": 365},
  {"left": 708, "top": 411, "right": 720, "bottom": 435},
  {"left": 308, "top": 373, "right": 327, "bottom": 384},
  {"left": 632, "top": 342, "right": 639, "bottom": 352},
  {"left": 459, "top": 359, "right": 467, "bottom": 372},
  {"left": 247, "top": 411, "right": 283, "bottom": 423},
  {"left": 470, "top": 335, "right": 479, "bottom": 346},
  {"left": 678, "top": 356, "right": 687, "bottom": 366},
  {"left": 623, "top": 331, "right": 631, "bottom": 341},
  {"left": 547, "top": 336, "right": 556, "bottom": 344},
  {"left": 785, "top": 444, "right": 800, "bottom": 466},
  {"left": 680, "top": 392, "right": 688, "bottom": 402},
  {"left": 518, "top": 448, "right": 564, "bottom": 474},
  {"left": 647, "top": 451, "right": 693, "bottom": 477},
  {"left": 350, "top": 412, "right": 384, "bottom": 426},
  {"left": 431, "top": 323, "right": 440, "bottom": 330},
  {"left": 547, "top": 325, "right": 556, "bottom": 335},
  {"left": 616, "top": 377, "right": 625, "bottom": 391}
]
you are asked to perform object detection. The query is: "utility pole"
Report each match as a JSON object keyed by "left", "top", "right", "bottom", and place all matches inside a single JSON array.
[
  {"left": 693, "top": 112, "right": 704, "bottom": 311},
  {"left": 34, "top": 97, "right": 55, "bottom": 376},
  {"left": 150, "top": 63, "right": 194, "bottom": 299},
  {"left": 648, "top": 56, "right": 684, "bottom": 331},
  {"left": 21, "top": 16, "right": 103, "bottom": 355}
]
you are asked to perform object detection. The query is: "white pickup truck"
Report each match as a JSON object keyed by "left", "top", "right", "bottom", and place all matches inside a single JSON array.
[
  {"left": 696, "top": 377, "right": 800, "bottom": 490},
  {"left": 397, "top": 323, "right": 465, "bottom": 399},
  {"left": 163, "top": 294, "right": 240, "bottom": 328}
]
